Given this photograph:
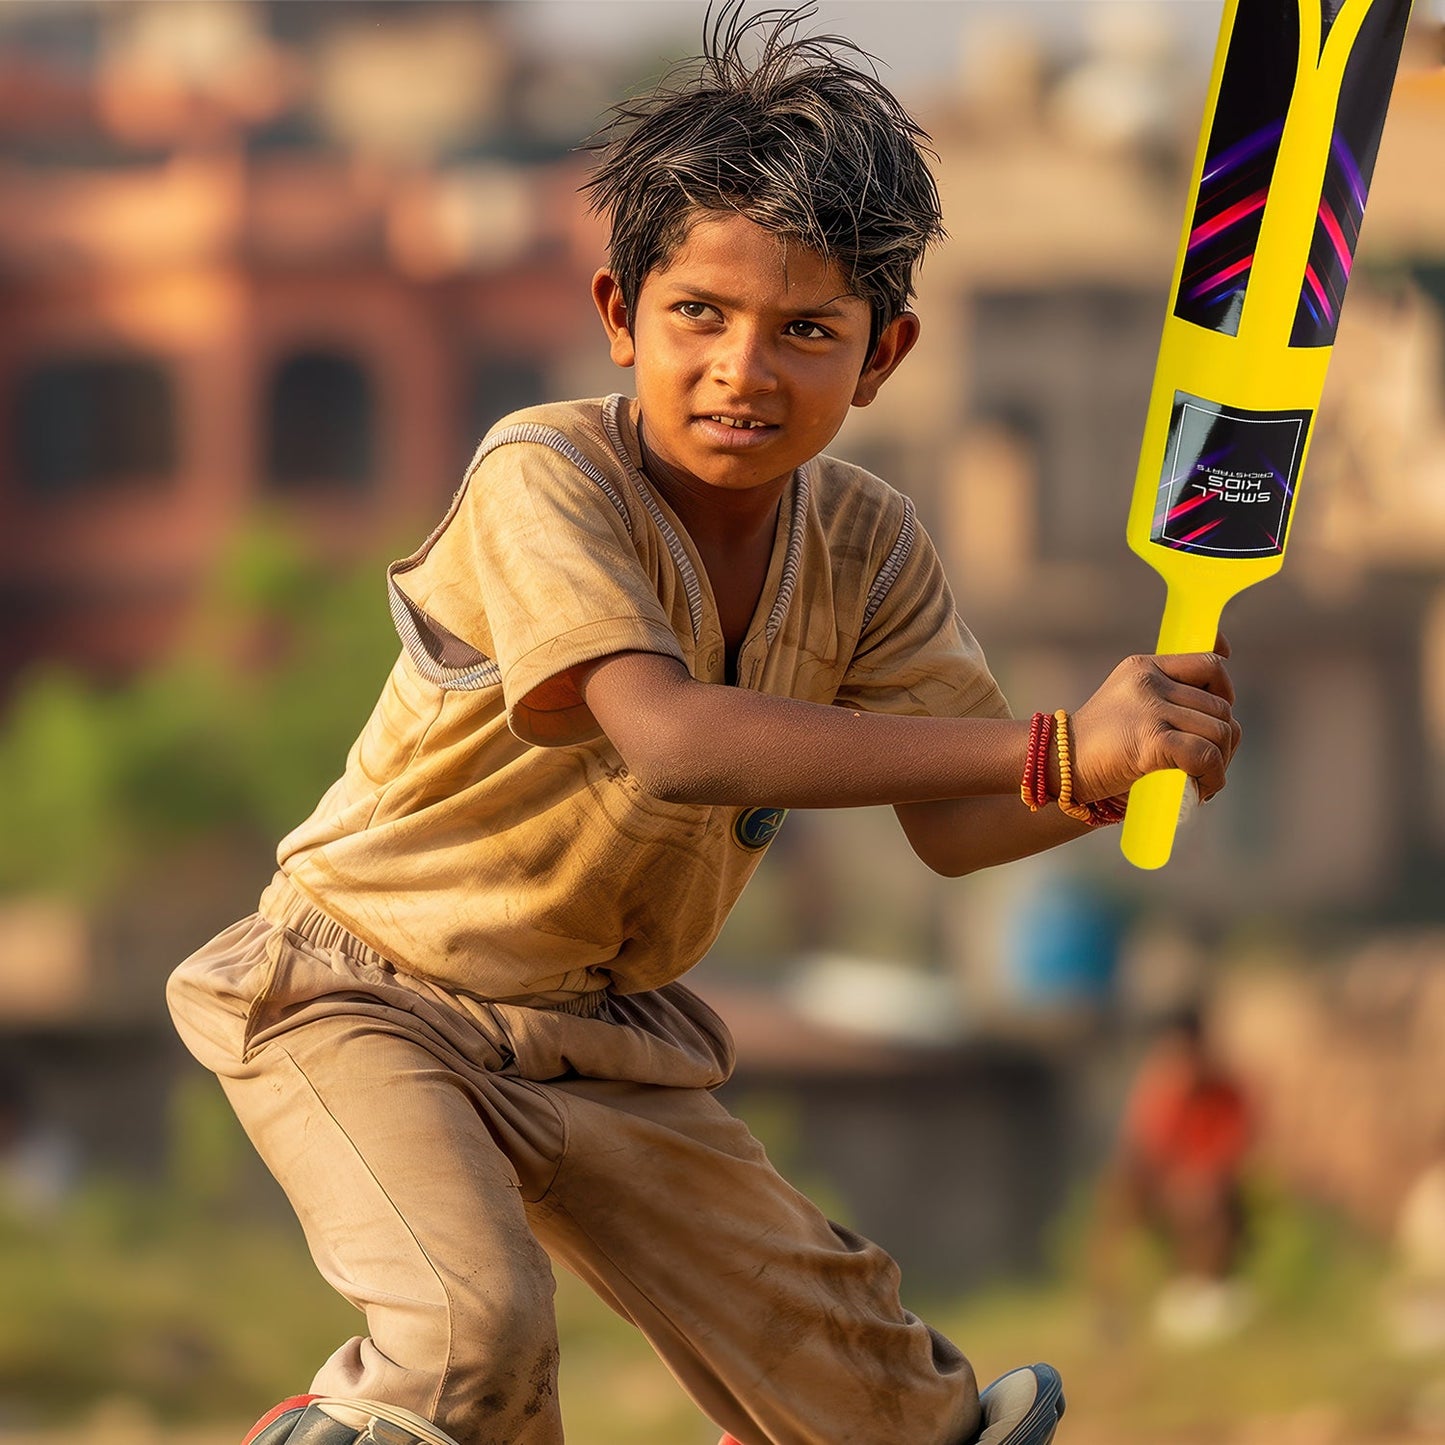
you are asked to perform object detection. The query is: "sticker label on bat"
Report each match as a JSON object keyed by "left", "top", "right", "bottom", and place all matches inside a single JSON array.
[{"left": 1151, "top": 392, "right": 1311, "bottom": 558}]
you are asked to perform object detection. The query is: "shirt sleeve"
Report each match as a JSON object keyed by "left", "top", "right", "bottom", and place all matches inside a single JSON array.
[
  {"left": 393, "top": 434, "right": 686, "bottom": 746},
  {"left": 833, "top": 511, "right": 1011, "bottom": 721}
]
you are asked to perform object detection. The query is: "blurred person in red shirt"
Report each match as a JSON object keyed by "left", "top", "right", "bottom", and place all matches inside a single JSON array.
[{"left": 1102, "top": 1005, "right": 1255, "bottom": 1342}]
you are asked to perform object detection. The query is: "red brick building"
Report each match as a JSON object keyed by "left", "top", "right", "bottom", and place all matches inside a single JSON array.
[{"left": 0, "top": 1, "right": 617, "bottom": 682}]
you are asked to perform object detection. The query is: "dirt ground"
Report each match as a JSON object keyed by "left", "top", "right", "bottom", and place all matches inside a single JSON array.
[
  {"left": 19, "top": 1376, "right": 1445, "bottom": 1445},
  {"left": 12, "top": 1420, "right": 1442, "bottom": 1445}
]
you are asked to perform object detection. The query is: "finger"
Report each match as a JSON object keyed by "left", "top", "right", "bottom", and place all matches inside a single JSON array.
[
  {"left": 1178, "top": 713, "right": 1243, "bottom": 803},
  {"left": 1144, "top": 698, "right": 1235, "bottom": 787},
  {"left": 1149, "top": 651, "right": 1237, "bottom": 706},
  {"left": 1165, "top": 705, "right": 1238, "bottom": 761},
  {"left": 1166, "top": 730, "right": 1230, "bottom": 800},
  {"left": 1153, "top": 675, "right": 1237, "bottom": 725}
]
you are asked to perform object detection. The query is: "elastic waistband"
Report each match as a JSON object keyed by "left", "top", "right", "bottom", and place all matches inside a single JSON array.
[
  {"left": 259, "top": 871, "right": 391, "bottom": 968},
  {"left": 256, "top": 871, "right": 611, "bottom": 1017}
]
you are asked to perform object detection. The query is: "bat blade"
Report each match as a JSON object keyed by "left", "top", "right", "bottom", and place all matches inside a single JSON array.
[{"left": 1119, "top": 0, "right": 1413, "bottom": 870}]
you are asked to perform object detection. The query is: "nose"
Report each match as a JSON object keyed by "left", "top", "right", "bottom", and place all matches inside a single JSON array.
[{"left": 711, "top": 322, "right": 778, "bottom": 394}]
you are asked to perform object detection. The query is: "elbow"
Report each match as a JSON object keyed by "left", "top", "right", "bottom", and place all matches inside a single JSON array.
[
  {"left": 630, "top": 758, "right": 697, "bottom": 805},
  {"left": 612, "top": 728, "right": 722, "bottom": 806},
  {"left": 903, "top": 828, "right": 973, "bottom": 877},
  {"left": 586, "top": 660, "right": 743, "bottom": 806},
  {"left": 915, "top": 849, "right": 982, "bottom": 880},
  {"left": 899, "top": 809, "right": 987, "bottom": 878},
  {"left": 589, "top": 667, "right": 724, "bottom": 805},
  {"left": 916, "top": 839, "right": 1034, "bottom": 877},
  {"left": 907, "top": 822, "right": 1020, "bottom": 877},
  {"left": 633, "top": 766, "right": 731, "bottom": 807}
]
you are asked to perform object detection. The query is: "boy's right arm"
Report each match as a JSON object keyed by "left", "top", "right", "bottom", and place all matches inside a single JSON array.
[{"left": 575, "top": 647, "right": 1239, "bottom": 863}]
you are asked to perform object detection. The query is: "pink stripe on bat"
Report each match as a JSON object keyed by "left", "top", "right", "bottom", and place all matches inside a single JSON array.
[
  {"left": 1303, "top": 263, "right": 1334, "bottom": 321},
  {"left": 1167, "top": 491, "right": 1212, "bottom": 523},
  {"left": 1188, "top": 190, "right": 1268, "bottom": 251},
  {"left": 1185, "top": 254, "right": 1253, "bottom": 303},
  {"left": 1317, "top": 202, "right": 1354, "bottom": 277},
  {"left": 1179, "top": 518, "right": 1224, "bottom": 545}
]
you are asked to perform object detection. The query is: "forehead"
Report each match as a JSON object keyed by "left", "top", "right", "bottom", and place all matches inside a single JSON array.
[{"left": 649, "top": 211, "right": 864, "bottom": 312}]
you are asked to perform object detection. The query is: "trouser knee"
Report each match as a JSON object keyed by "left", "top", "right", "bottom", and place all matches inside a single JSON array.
[{"left": 430, "top": 1318, "right": 560, "bottom": 1441}]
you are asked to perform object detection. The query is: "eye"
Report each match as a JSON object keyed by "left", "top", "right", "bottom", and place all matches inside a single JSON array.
[
  {"left": 785, "top": 319, "right": 832, "bottom": 340},
  {"left": 675, "top": 301, "right": 718, "bottom": 321}
]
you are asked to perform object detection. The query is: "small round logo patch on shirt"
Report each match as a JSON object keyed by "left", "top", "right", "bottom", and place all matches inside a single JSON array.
[{"left": 733, "top": 806, "right": 788, "bottom": 851}]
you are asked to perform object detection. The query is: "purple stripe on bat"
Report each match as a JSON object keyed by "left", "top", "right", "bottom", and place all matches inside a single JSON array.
[
  {"left": 1331, "top": 131, "right": 1369, "bottom": 213},
  {"left": 1200, "top": 119, "right": 1286, "bottom": 187}
]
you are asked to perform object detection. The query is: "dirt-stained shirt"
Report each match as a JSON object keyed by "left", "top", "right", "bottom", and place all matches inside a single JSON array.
[{"left": 276, "top": 395, "right": 1010, "bottom": 1003}]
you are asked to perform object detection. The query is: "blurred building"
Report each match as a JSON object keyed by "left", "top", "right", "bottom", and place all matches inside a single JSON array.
[
  {"left": 883, "top": 14, "right": 1445, "bottom": 928},
  {"left": 4, "top": 3, "right": 1442, "bottom": 930},
  {"left": 0, "top": 0, "right": 625, "bottom": 682},
  {"left": 2, "top": 1, "right": 1445, "bottom": 1259}
]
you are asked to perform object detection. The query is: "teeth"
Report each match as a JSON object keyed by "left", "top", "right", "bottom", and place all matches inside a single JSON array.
[{"left": 710, "top": 415, "right": 767, "bottom": 429}]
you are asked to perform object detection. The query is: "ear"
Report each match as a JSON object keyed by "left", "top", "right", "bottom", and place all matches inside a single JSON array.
[
  {"left": 592, "top": 269, "right": 636, "bottom": 368},
  {"left": 851, "top": 312, "right": 921, "bottom": 408}
]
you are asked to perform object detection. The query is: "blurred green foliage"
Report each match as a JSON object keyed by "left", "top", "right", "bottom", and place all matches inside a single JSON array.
[
  {"left": 0, "top": 1073, "right": 717, "bottom": 1437},
  {"left": 2, "top": 1121, "right": 1440, "bottom": 1440},
  {"left": 0, "top": 520, "right": 405, "bottom": 903}
]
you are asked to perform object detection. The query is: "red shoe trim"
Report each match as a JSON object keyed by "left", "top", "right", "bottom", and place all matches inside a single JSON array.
[{"left": 243, "top": 1396, "right": 321, "bottom": 1445}]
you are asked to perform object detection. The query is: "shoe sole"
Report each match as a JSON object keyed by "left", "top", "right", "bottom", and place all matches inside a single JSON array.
[{"left": 979, "top": 1362, "right": 1066, "bottom": 1444}]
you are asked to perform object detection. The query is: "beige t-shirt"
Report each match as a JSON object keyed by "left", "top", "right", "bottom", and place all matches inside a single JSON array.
[{"left": 277, "top": 395, "right": 1009, "bottom": 1003}]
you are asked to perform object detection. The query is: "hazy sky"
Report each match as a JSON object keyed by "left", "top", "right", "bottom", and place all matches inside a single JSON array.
[{"left": 511, "top": 0, "right": 1227, "bottom": 88}]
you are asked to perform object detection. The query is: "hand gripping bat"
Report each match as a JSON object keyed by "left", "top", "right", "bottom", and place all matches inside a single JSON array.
[{"left": 1119, "top": 0, "right": 1414, "bottom": 870}]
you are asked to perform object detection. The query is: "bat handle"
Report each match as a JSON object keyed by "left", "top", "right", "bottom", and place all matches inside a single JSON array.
[{"left": 1119, "top": 585, "right": 1228, "bottom": 870}]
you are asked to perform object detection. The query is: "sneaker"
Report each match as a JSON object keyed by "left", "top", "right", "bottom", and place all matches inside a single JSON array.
[
  {"left": 245, "top": 1398, "right": 323, "bottom": 1445},
  {"left": 975, "top": 1363, "right": 1066, "bottom": 1444},
  {"left": 715, "top": 1366, "right": 1066, "bottom": 1445},
  {"left": 241, "top": 1398, "right": 462, "bottom": 1445}
]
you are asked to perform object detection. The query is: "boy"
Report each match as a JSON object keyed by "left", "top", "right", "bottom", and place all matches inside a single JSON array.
[{"left": 168, "top": 6, "right": 1239, "bottom": 1443}]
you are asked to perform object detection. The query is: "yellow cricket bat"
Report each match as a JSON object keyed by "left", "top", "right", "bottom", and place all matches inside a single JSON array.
[{"left": 1120, "top": 0, "right": 1414, "bottom": 869}]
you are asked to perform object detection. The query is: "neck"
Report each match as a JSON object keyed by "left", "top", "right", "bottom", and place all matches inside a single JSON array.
[{"left": 637, "top": 423, "right": 788, "bottom": 549}]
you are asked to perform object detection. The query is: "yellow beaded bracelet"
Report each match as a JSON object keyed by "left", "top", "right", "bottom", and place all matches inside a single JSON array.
[{"left": 1054, "top": 709, "right": 1127, "bottom": 827}]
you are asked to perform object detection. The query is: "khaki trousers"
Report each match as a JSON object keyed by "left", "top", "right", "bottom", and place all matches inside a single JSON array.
[{"left": 166, "top": 875, "right": 979, "bottom": 1445}]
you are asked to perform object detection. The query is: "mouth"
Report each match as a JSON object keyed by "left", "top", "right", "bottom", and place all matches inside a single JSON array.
[{"left": 704, "top": 414, "right": 774, "bottom": 430}]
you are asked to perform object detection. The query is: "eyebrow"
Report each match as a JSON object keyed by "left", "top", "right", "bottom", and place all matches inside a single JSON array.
[{"left": 660, "top": 283, "right": 860, "bottom": 319}]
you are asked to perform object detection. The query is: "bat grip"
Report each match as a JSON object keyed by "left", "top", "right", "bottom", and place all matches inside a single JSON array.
[{"left": 1119, "top": 586, "right": 1226, "bottom": 870}]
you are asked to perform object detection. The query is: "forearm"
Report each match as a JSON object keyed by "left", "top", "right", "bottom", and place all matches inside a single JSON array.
[
  {"left": 576, "top": 642, "right": 1240, "bottom": 844},
  {"left": 578, "top": 652, "right": 1028, "bottom": 808}
]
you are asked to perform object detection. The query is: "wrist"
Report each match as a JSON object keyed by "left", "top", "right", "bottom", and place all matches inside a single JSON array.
[{"left": 1053, "top": 710, "right": 1127, "bottom": 828}]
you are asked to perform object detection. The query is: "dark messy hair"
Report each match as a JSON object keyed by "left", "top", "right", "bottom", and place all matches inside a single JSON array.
[{"left": 582, "top": 1, "right": 946, "bottom": 355}]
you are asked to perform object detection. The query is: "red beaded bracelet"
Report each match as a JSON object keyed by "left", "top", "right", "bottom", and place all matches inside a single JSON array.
[{"left": 1019, "top": 711, "right": 1056, "bottom": 812}]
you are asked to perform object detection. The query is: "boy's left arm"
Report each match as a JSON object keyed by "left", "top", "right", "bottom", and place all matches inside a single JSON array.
[{"left": 893, "top": 795, "right": 1093, "bottom": 878}]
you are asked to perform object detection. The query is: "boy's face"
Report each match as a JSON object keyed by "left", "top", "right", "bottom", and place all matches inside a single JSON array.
[{"left": 593, "top": 212, "right": 918, "bottom": 501}]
